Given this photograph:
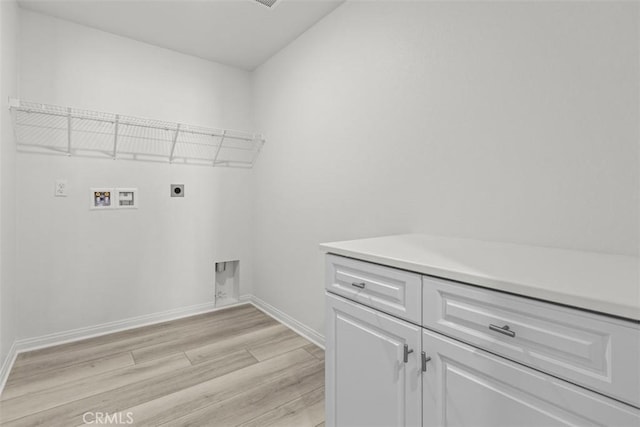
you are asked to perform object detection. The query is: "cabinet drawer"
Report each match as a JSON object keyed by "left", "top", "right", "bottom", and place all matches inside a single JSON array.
[
  {"left": 326, "top": 254, "right": 421, "bottom": 323},
  {"left": 422, "top": 276, "right": 640, "bottom": 408},
  {"left": 422, "top": 329, "right": 640, "bottom": 426}
]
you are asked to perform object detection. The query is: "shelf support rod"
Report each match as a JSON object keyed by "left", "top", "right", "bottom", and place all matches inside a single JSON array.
[
  {"left": 169, "top": 124, "right": 181, "bottom": 163},
  {"left": 113, "top": 114, "right": 119, "bottom": 159},
  {"left": 250, "top": 137, "right": 265, "bottom": 168},
  {"left": 212, "top": 130, "right": 226, "bottom": 166},
  {"left": 67, "top": 107, "right": 72, "bottom": 156}
]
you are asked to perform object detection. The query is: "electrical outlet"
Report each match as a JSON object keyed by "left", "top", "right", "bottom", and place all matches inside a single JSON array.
[
  {"left": 55, "top": 179, "right": 68, "bottom": 197},
  {"left": 171, "top": 184, "right": 184, "bottom": 197}
]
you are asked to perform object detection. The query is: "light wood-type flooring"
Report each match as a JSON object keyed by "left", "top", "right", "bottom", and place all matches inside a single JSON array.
[{"left": 0, "top": 304, "right": 325, "bottom": 426}]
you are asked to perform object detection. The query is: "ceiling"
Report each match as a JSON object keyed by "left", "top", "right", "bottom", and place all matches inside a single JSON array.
[{"left": 17, "top": 0, "right": 344, "bottom": 70}]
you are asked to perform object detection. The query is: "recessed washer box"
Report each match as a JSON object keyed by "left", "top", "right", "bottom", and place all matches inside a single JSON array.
[
  {"left": 90, "top": 188, "right": 138, "bottom": 209},
  {"left": 90, "top": 188, "right": 114, "bottom": 209}
]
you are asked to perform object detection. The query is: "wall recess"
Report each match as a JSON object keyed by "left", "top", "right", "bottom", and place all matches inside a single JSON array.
[
  {"left": 90, "top": 188, "right": 113, "bottom": 209},
  {"left": 215, "top": 260, "right": 239, "bottom": 307},
  {"left": 116, "top": 188, "right": 138, "bottom": 209},
  {"left": 90, "top": 188, "right": 138, "bottom": 209}
]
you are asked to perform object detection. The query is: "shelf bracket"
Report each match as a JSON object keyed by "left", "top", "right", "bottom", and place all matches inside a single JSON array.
[
  {"left": 169, "top": 124, "right": 181, "bottom": 163},
  {"left": 250, "top": 136, "right": 265, "bottom": 168},
  {"left": 113, "top": 115, "right": 119, "bottom": 159},
  {"left": 212, "top": 130, "right": 226, "bottom": 165},
  {"left": 67, "top": 107, "right": 72, "bottom": 156}
]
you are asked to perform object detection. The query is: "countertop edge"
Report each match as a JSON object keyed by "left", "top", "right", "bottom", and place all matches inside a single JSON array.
[{"left": 320, "top": 244, "right": 640, "bottom": 323}]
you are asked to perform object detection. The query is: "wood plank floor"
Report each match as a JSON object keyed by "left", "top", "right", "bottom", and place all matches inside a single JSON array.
[{"left": 0, "top": 304, "right": 325, "bottom": 427}]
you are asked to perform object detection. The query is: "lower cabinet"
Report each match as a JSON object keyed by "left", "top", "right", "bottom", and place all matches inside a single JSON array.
[
  {"left": 325, "top": 255, "right": 640, "bottom": 427},
  {"left": 422, "top": 329, "right": 640, "bottom": 427},
  {"left": 326, "top": 292, "right": 422, "bottom": 427}
]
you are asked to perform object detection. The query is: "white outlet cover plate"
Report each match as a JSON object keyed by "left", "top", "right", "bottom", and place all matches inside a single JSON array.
[{"left": 55, "top": 179, "right": 68, "bottom": 197}]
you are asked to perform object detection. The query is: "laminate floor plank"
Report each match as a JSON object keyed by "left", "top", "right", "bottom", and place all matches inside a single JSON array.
[
  {"left": 9, "top": 305, "right": 259, "bottom": 381},
  {"left": 13, "top": 305, "right": 255, "bottom": 366},
  {"left": 1, "top": 352, "right": 135, "bottom": 401},
  {"left": 162, "top": 361, "right": 324, "bottom": 426},
  {"left": 0, "top": 305, "right": 325, "bottom": 427},
  {"left": 131, "top": 311, "right": 278, "bottom": 363},
  {"left": 185, "top": 323, "right": 293, "bottom": 365},
  {"left": 122, "top": 348, "right": 318, "bottom": 426},
  {"left": 303, "top": 344, "right": 325, "bottom": 361},
  {"left": 248, "top": 333, "right": 311, "bottom": 361},
  {"left": 0, "top": 353, "right": 191, "bottom": 423},
  {"left": 240, "top": 386, "right": 325, "bottom": 427},
  {"left": 4, "top": 350, "right": 257, "bottom": 427}
]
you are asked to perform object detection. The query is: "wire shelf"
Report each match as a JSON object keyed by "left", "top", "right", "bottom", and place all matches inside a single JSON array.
[{"left": 9, "top": 98, "right": 265, "bottom": 168}]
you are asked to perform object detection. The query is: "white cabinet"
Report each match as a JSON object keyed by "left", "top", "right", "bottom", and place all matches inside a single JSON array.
[
  {"left": 422, "top": 329, "right": 640, "bottom": 427},
  {"left": 325, "top": 292, "right": 422, "bottom": 427},
  {"left": 324, "top": 254, "right": 640, "bottom": 427}
]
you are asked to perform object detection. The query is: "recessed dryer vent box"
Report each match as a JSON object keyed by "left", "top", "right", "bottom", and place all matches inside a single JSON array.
[{"left": 215, "top": 260, "right": 239, "bottom": 307}]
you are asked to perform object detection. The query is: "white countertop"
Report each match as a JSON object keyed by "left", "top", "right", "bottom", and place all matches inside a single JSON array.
[{"left": 320, "top": 234, "right": 640, "bottom": 322}]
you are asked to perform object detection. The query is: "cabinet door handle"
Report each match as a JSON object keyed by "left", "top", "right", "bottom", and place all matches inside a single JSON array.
[
  {"left": 351, "top": 282, "right": 366, "bottom": 289},
  {"left": 403, "top": 344, "right": 414, "bottom": 363},
  {"left": 489, "top": 324, "right": 516, "bottom": 338},
  {"left": 421, "top": 351, "right": 432, "bottom": 372}
]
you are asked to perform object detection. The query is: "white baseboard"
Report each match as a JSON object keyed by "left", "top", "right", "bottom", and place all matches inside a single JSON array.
[
  {"left": 12, "top": 301, "right": 226, "bottom": 353},
  {"left": 0, "top": 341, "right": 18, "bottom": 393},
  {"left": 0, "top": 295, "right": 325, "bottom": 395},
  {"left": 247, "top": 295, "right": 325, "bottom": 349}
]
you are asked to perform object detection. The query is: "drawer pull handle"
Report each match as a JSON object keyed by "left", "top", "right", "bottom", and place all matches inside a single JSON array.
[
  {"left": 421, "top": 351, "right": 432, "bottom": 372},
  {"left": 489, "top": 324, "right": 516, "bottom": 338},
  {"left": 403, "top": 344, "right": 414, "bottom": 363},
  {"left": 351, "top": 282, "right": 366, "bottom": 289}
]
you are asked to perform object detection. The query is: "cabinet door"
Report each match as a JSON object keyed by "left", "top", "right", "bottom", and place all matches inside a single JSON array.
[
  {"left": 422, "top": 329, "right": 640, "bottom": 427},
  {"left": 326, "top": 292, "right": 422, "bottom": 427}
]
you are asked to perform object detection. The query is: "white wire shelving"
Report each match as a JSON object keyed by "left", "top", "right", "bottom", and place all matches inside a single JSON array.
[{"left": 9, "top": 98, "right": 265, "bottom": 169}]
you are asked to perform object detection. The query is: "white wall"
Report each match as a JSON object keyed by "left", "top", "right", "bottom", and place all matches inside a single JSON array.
[
  {"left": 15, "top": 10, "right": 255, "bottom": 339},
  {"left": 0, "top": 0, "right": 19, "bottom": 370},
  {"left": 252, "top": 1, "right": 639, "bottom": 336},
  {"left": 7, "top": 1, "right": 639, "bottom": 348}
]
